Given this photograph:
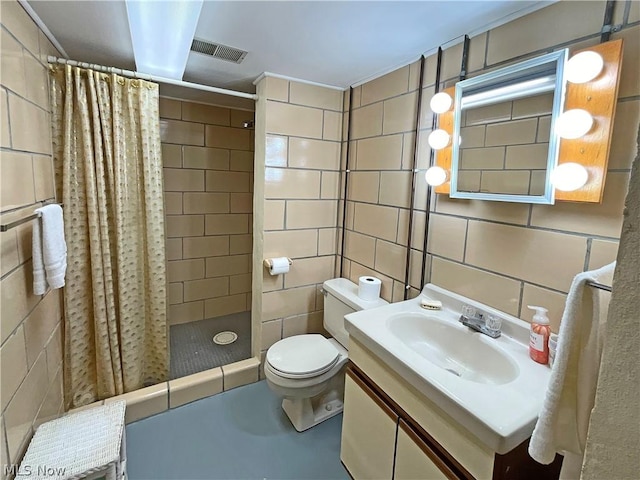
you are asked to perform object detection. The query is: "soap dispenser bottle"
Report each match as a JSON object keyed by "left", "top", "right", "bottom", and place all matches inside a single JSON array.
[{"left": 528, "top": 305, "right": 551, "bottom": 364}]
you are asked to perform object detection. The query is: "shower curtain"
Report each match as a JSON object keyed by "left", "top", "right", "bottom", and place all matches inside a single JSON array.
[{"left": 51, "top": 65, "right": 168, "bottom": 408}]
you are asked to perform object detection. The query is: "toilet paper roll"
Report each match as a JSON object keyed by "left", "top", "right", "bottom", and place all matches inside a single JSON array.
[
  {"left": 358, "top": 276, "right": 382, "bottom": 301},
  {"left": 268, "top": 257, "right": 290, "bottom": 275}
]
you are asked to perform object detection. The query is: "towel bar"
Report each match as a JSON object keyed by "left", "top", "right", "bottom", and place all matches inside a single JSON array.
[
  {"left": 0, "top": 200, "right": 63, "bottom": 232},
  {"left": 586, "top": 280, "right": 612, "bottom": 292}
]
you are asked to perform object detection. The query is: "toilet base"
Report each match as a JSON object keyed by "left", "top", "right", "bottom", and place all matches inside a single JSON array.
[
  {"left": 282, "top": 395, "right": 344, "bottom": 432},
  {"left": 264, "top": 340, "right": 348, "bottom": 432}
]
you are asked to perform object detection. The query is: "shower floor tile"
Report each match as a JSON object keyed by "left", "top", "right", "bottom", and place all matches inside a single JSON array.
[
  {"left": 170, "top": 311, "right": 251, "bottom": 379},
  {"left": 126, "top": 380, "right": 349, "bottom": 479}
]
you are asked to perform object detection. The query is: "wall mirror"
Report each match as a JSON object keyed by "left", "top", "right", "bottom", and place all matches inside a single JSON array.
[
  {"left": 428, "top": 39, "right": 623, "bottom": 204},
  {"left": 450, "top": 50, "right": 568, "bottom": 204}
]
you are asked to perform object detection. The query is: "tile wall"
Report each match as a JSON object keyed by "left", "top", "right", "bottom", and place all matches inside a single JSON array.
[
  {"left": 254, "top": 76, "right": 343, "bottom": 365},
  {"left": 159, "top": 99, "right": 255, "bottom": 325},
  {"left": 341, "top": 62, "right": 425, "bottom": 303},
  {"left": 0, "top": 0, "right": 65, "bottom": 471},
  {"left": 345, "top": 0, "right": 639, "bottom": 332}
]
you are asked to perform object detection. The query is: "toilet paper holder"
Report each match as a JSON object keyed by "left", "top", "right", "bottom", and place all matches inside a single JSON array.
[{"left": 263, "top": 258, "right": 293, "bottom": 269}]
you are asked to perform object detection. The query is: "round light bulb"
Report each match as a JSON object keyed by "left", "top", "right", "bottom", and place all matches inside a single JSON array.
[
  {"left": 551, "top": 163, "right": 589, "bottom": 191},
  {"left": 566, "top": 51, "right": 604, "bottom": 84},
  {"left": 556, "top": 109, "right": 594, "bottom": 139},
  {"left": 427, "top": 129, "right": 451, "bottom": 150},
  {"left": 424, "top": 166, "right": 448, "bottom": 187},
  {"left": 430, "top": 92, "right": 453, "bottom": 114}
]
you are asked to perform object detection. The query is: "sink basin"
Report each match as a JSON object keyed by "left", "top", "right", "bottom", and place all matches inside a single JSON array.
[
  {"left": 344, "top": 283, "right": 553, "bottom": 453},
  {"left": 387, "top": 313, "right": 519, "bottom": 385}
]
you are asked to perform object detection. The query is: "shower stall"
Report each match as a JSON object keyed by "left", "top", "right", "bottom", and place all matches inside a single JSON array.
[
  {"left": 160, "top": 97, "right": 256, "bottom": 379},
  {"left": 47, "top": 55, "right": 258, "bottom": 411}
]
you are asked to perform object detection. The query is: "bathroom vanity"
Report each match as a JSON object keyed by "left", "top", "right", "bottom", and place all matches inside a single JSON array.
[{"left": 340, "top": 285, "right": 563, "bottom": 479}]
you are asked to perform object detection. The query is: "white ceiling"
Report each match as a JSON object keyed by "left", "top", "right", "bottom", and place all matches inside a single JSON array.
[{"left": 28, "top": 0, "right": 552, "bottom": 102}]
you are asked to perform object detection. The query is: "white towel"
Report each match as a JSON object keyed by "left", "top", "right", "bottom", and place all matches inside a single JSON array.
[
  {"left": 529, "top": 261, "right": 615, "bottom": 478},
  {"left": 32, "top": 204, "right": 67, "bottom": 295}
]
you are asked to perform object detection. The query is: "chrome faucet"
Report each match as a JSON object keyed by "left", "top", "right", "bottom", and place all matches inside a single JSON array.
[{"left": 459, "top": 306, "right": 501, "bottom": 338}]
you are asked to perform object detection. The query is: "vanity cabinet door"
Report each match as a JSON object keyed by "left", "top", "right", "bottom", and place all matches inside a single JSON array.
[
  {"left": 394, "top": 420, "right": 459, "bottom": 480},
  {"left": 341, "top": 368, "right": 398, "bottom": 479}
]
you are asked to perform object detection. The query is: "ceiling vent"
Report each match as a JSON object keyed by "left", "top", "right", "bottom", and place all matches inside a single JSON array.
[{"left": 190, "top": 39, "right": 248, "bottom": 64}]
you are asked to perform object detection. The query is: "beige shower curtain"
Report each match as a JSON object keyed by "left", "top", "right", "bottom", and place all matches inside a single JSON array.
[{"left": 51, "top": 65, "right": 168, "bottom": 408}]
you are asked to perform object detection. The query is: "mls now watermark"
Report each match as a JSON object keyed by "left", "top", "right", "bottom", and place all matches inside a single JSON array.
[{"left": 4, "top": 464, "right": 67, "bottom": 477}]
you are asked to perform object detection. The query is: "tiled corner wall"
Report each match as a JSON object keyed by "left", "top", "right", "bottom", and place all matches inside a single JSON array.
[
  {"left": 255, "top": 76, "right": 343, "bottom": 365},
  {"left": 0, "top": 0, "right": 65, "bottom": 471},
  {"left": 347, "top": 0, "right": 639, "bottom": 332},
  {"left": 340, "top": 62, "right": 426, "bottom": 303},
  {"left": 159, "top": 98, "right": 255, "bottom": 325}
]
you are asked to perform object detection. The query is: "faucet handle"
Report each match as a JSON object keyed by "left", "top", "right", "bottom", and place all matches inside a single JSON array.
[
  {"left": 486, "top": 314, "right": 502, "bottom": 333},
  {"left": 461, "top": 304, "right": 476, "bottom": 318}
]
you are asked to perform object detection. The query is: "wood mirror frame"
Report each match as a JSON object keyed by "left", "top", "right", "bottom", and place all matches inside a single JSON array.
[{"left": 433, "top": 39, "right": 624, "bottom": 204}]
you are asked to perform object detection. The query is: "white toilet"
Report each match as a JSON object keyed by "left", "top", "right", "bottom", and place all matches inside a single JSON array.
[{"left": 264, "top": 277, "right": 388, "bottom": 432}]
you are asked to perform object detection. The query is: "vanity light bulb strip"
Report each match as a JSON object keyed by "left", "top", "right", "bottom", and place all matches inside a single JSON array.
[
  {"left": 427, "top": 129, "right": 451, "bottom": 150},
  {"left": 430, "top": 92, "right": 453, "bottom": 114},
  {"left": 556, "top": 109, "right": 594, "bottom": 139},
  {"left": 565, "top": 51, "right": 604, "bottom": 84},
  {"left": 551, "top": 162, "right": 589, "bottom": 191},
  {"left": 425, "top": 167, "right": 448, "bottom": 187}
]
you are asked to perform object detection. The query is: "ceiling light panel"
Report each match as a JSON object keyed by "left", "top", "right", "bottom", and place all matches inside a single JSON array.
[{"left": 126, "top": 0, "right": 203, "bottom": 80}]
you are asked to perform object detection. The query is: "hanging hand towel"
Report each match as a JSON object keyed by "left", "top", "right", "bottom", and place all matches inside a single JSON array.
[
  {"left": 528, "top": 261, "right": 616, "bottom": 478},
  {"left": 32, "top": 204, "right": 67, "bottom": 295}
]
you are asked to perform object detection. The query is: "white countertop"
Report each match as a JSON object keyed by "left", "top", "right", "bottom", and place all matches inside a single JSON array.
[{"left": 344, "top": 284, "right": 551, "bottom": 454}]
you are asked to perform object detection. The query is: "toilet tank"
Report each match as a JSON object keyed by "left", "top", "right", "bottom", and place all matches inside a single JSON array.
[{"left": 322, "top": 278, "right": 388, "bottom": 349}]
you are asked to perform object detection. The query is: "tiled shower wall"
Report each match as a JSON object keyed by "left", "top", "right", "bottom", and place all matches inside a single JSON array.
[
  {"left": 160, "top": 98, "right": 255, "bottom": 325},
  {"left": 344, "top": 0, "right": 639, "bottom": 332},
  {"left": 0, "top": 0, "right": 65, "bottom": 469},
  {"left": 255, "top": 76, "right": 343, "bottom": 360}
]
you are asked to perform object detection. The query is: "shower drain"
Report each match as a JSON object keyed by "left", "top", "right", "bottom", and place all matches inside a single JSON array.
[{"left": 213, "top": 331, "right": 238, "bottom": 345}]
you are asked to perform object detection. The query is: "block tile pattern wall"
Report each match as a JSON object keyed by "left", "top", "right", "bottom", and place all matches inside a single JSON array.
[
  {"left": 258, "top": 76, "right": 343, "bottom": 364},
  {"left": 427, "top": 0, "right": 638, "bottom": 332},
  {"left": 0, "top": 0, "right": 65, "bottom": 471},
  {"left": 159, "top": 99, "right": 255, "bottom": 325},
  {"left": 345, "top": 0, "right": 638, "bottom": 333},
  {"left": 341, "top": 61, "right": 426, "bottom": 303}
]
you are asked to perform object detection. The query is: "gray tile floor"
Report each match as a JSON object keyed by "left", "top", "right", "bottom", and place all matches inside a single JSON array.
[
  {"left": 126, "top": 380, "right": 350, "bottom": 480},
  {"left": 170, "top": 312, "right": 252, "bottom": 379}
]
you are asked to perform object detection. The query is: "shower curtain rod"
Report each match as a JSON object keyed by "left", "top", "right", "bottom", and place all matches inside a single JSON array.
[{"left": 47, "top": 56, "right": 258, "bottom": 101}]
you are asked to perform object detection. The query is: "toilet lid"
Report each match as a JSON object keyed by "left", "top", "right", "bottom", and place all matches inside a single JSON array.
[{"left": 267, "top": 334, "right": 340, "bottom": 379}]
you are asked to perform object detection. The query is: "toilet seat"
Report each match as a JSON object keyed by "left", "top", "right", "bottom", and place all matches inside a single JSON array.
[
  {"left": 263, "top": 278, "right": 388, "bottom": 432},
  {"left": 266, "top": 334, "right": 340, "bottom": 379}
]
